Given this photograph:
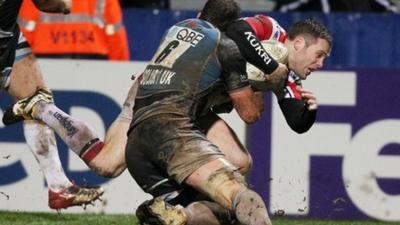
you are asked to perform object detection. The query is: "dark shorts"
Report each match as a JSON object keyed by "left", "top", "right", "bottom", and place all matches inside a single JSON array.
[
  {"left": 0, "top": 30, "right": 31, "bottom": 90},
  {"left": 125, "top": 112, "right": 225, "bottom": 201}
]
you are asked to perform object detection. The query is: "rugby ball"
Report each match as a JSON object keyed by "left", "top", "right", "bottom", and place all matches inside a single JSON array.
[{"left": 246, "top": 40, "right": 288, "bottom": 92}]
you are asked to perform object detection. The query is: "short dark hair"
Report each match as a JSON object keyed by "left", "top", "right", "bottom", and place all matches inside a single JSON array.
[
  {"left": 287, "top": 18, "right": 332, "bottom": 48},
  {"left": 199, "top": 0, "right": 241, "bottom": 31}
]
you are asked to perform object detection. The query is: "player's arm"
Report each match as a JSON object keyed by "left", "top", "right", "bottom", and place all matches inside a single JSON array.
[
  {"left": 32, "top": 0, "right": 71, "bottom": 14},
  {"left": 225, "top": 18, "right": 288, "bottom": 90},
  {"left": 217, "top": 34, "right": 263, "bottom": 124},
  {"left": 225, "top": 18, "right": 279, "bottom": 75},
  {"left": 277, "top": 84, "right": 317, "bottom": 134}
]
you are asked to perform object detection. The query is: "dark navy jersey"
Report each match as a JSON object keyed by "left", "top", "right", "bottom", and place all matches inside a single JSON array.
[
  {"left": 0, "top": 0, "right": 22, "bottom": 77},
  {"left": 138, "top": 19, "right": 247, "bottom": 96},
  {"left": 0, "top": 0, "right": 23, "bottom": 32},
  {"left": 132, "top": 18, "right": 249, "bottom": 126}
]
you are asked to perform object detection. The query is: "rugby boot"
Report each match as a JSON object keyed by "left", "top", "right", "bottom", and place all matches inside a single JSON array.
[
  {"left": 48, "top": 184, "right": 104, "bottom": 210},
  {"left": 2, "top": 87, "right": 53, "bottom": 125},
  {"left": 136, "top": 198, "right": 187, "bottom": 225},
  {"left": 2, "top": 107, "right": 24, "bottom": 125}
]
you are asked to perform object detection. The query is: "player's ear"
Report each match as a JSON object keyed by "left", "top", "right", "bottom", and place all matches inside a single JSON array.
[
  {"left": 293, "top": 36, "right": 306, "bottom": 51},
  {"left": 197, "top": 12, "right": 201, "bottom": 18}
]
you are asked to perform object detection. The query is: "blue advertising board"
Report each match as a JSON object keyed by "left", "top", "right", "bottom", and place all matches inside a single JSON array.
[
  {"left": 123, "top": 9, "right": 400, "bottom": 69},
  {"left": 248, "top": 69, "right": 400, "bottom": 221}
]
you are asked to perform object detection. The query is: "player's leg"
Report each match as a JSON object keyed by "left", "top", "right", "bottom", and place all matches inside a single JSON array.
[
  {"left": 23, "top": 120, "right": 104, "bottom": 210},
  {"left": 136, "top": 159, "right": 272, "bottom": 225},
  {"left": 7, "top": 54, "right": 102, "bottom": 162},
  {"left": 128, "top": 114, "right": 271, "bottom": 225},
  {"left": 180, "top": 115, "right": 256, "bottom": 224},
  {"left": 23, "top": 121, "right": 72, "bottom": 192},
  {"left": 86, "top": 78, "right": 139, "bottom": 177},
  {"left": 125, "top": 128, "right": 190, "bottom": 225},
  {"left": 6, "top": 51, "right": 139, "bottom": 177},
  {"left": 6, "top": 36, "right": 103, "bottom": 209},
  {"left": 26, "top": 78, "right": 138, "bottom": 177},
  {"left": 169, "top": 123, "right": 270, "bottom": 225},
  {"left": 185, "top": 159, "right": 272, "bottom": 225},
  {"left": 197, "top": 112, "right": 252, "bottom": 174}
]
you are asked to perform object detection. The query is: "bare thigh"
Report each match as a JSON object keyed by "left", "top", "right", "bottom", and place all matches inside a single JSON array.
[
  {"left": 206, "top": 118, "right": 252, "bottom": 173},
  {"left": 8, "top": 54, "right": 46, "bottom": 100}
]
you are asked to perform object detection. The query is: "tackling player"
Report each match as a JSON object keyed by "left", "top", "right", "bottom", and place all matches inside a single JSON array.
[
  {"left": 135, "top": 13, "right": 332, "bottom": 225},
  {"left": 226, "top": 15, "right": 331, "bottom": 133}
]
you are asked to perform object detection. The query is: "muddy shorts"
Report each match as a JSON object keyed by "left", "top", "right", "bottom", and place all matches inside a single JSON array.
[{"left": 125, "top": 112, "right": 225, "bottom": 200}]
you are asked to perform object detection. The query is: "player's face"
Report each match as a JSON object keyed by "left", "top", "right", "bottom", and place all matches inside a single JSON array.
[{"left": 290, "top": 37, "right": 330, "bottom": 80}]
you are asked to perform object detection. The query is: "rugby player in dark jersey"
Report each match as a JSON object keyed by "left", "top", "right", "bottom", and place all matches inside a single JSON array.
[
  {"left": 125, "top": 1, "right": 277, "bottom": 224},
  {"left": 132, "top": 5, "right": 332, "bottom": 225}
]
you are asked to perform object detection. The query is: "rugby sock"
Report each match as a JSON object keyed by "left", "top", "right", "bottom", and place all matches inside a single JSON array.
[
  {"left": 32, "top": 101, "right": 103, "bottom": 163},
  {"left": 30, "top": 79, "right": 138, "bottom": 166},
  {"left": 23, "top": 121, "right": 72, "bottom": 191}
]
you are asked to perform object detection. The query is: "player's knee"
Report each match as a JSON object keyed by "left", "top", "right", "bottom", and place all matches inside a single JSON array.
[
  {"left": 198, "top": 166, "right": 247, "bottom": 210},
  {"left": 235, "top": 153, "right": 253, "bottom": 174}
]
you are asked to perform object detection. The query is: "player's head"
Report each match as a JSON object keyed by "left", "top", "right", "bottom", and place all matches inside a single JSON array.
[
  {"left": 285, "top": 18, "right": 332, "bottom": 79},
  {"left": 199, "top": 0, "right": 241, "bottom": 31}
]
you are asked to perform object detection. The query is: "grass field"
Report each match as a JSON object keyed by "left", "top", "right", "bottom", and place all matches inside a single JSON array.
[{"left": 0, "top": 211, "right": 397, "bottom": 225}]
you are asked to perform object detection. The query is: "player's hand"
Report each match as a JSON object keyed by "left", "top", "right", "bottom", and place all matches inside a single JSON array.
[
  {"left": 264, "top": 63, "right": 288, "bottom": 92},
  {"left": 298, "top": 86, "right": 318, "bottom": 111}
]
